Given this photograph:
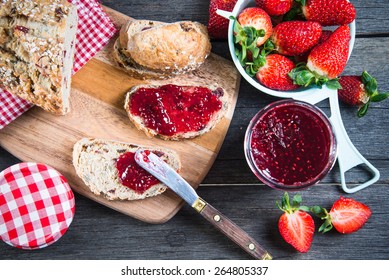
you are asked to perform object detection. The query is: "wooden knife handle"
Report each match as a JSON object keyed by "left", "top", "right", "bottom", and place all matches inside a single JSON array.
[{"left": 195, "top": 199, "right": 272, "bottom": 260}]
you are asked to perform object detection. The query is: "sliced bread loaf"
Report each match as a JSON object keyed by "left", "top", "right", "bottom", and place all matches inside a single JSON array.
[
  {"left": 114, "top": 19, "right": 211, "bottom": 79},
  {"left": 73, "top": 138, "right": 181, "bottom": 201},
  {"left": 0, "top": 0, "right": 77, "bottom": 115},
  {"left": 124, "top": 84, "right": 228, "bottom": 140}
]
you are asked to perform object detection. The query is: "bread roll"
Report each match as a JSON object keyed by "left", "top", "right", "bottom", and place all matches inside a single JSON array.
[{"left": 114, "top": 19, "right": 211, "bottom": 79}]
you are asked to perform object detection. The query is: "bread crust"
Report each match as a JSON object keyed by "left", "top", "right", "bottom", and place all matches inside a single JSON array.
[
  {"left": 113, "top": 39, "right": 172, "bottom": 80},
  {"left": 114, "top": 19, "right": 211, "bottom": 79},
  {"left": 119, "top": 19, "right": 164, "bottom": 53},
  {"left": 0, "top": 0, "right": 77, "bottom": 115},
  {"left": 72, "top": 138, "right": 181, "bottom": 201},
  {"left": 124, "top": 84, "right": 228, "bottom": 141}
]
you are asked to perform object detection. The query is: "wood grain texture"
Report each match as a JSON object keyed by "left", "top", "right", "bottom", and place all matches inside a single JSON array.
[
  {"left": 199, "top": 201, "right": 272, "bottom": 260},
  {"left": 0, "top": 7, "right": 241, "bottom": 223},
  {"left": 1, "top": 0, "right": 389, "bottom": 260},
  {"left": 101, "top": 0, "right": 389, "bottom": 36}
]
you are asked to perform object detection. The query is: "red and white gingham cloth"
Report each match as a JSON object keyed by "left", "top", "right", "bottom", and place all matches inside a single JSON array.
[
  {"left": 0, "top": 0, "right": 118, "bottom": 129},
  {"left": 0, "top": 163, "right": 75, "bottom": 249}
]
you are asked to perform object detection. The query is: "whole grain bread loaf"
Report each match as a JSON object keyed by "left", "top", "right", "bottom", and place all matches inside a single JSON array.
[
  {"left": 114, "top": 19, "right": 211, "bottom": 79},
  {"left": 124, "top": 84, "right": 228, "bottom": 140},
  {"left": 0, "top": 0, "right": 78, "bottom": 115},
  {"left": 72, "top": 138, "right": 181, "bottom": 201}
]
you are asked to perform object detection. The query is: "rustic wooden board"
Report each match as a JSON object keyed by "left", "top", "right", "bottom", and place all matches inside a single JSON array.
[{"left": 0, "top": 7, "right": 240, "bottom": 223}]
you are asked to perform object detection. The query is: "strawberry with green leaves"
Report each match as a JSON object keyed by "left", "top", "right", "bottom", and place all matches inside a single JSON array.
[
  {"left": 208, "top": 0, "right": 238, "bottom": 39},
  {"left": 271, "top": 20, "right": 322, "bottom": 56},
  {"left": 255, "top": 54, "right": 300, "bottom": 91},
  {"left": 233, "top": 13, "right": 298, "bottom": 91},
  {"left": 232, "top": 10, "right": 272, "bottom": 69},
  {"left": 289, "top": 25, "right": 350, "bottom": 89},
  {"left": 232, "top": 17, "right": 267, "bottom": 66},
  {"left": 277, "top": 192, "right": 314, "bottom": 253},
  {"left": 255, "top": 0, "right": 294, "bottom": 16},
  {"left": 311, "top": 196, "right": 372, "bottom": 234},
  {"left": 338, "top": 71, "right": 389, "bottom": 117},
  {"left": 296, "top": 0, "right": 356, "bottom": 26},
  {"left": 237, "top": 7, "right": 273, "bottom": 47}
]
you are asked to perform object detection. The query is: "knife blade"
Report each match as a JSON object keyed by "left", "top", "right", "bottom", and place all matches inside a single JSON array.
[{"left": 134, "top": 150, "right": 272, "bottom": 260}]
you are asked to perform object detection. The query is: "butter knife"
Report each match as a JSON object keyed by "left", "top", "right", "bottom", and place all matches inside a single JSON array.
[{"left": 134, "top": 150, "right": 272, "bottom": 260}]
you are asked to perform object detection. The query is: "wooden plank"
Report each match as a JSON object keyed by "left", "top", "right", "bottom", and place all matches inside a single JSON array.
[
  {"left": 1, "top": 0, "right": 389, "bottom": 260},
  {"left": 101, "top": 0, "right": 389, "bottom": 36},
  {"left": 1, "top": 184, "right": 387, "bottom": 259},
  {"left": 0, "top": 8, "right": 241, "bottom": 224},
  {"left": 202, "top": 159, "right": 389, "bottom": 185}
]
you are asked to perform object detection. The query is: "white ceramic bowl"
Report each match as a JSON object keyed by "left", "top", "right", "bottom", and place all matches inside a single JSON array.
[{"left": 222, "top": 0, "right": 356, "bottom": 99}]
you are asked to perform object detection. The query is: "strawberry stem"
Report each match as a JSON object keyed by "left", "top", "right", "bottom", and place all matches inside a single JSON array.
[
  {"left": 294, "top": 0, "right": 307, "bottom": 6},
  {"left": 288, "top": 64, "right": 342, "bottom": 89},
  {"left": 283, "top": 3, "right": 303, "bottom": 21},
  {"left": 357, "top": 102, "right": 370, "bottom": 118},
  {"left": 362, "top": 71, "right": 377, "bottom": 95},
  {"left": 310, "top": 206, "right": 333, "bottom": 233},
  {"left": 277, "top": 192, "right": 311, "bottom": 214},
  {"left": 357, "top": 71, "right": 388, "bottom": 117},
  {"left": 232, "top": 17, "right": 274, "bottom": 77}
]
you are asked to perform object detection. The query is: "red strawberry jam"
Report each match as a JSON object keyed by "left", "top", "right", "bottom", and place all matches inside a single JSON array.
[
  {"left": 129, "top": 84, "right": 223, "bottom": 137},
  {"left": 246, "top": 100, "right": 336, "bottom": 189},
  {"left": 116, "top": 151, "right": 160, "bottom": 194}
]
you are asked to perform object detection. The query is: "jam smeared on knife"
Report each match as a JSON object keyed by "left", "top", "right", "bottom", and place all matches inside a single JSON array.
[
  {"left": 116, "top": 151, "right": 159, "bottom": 193},
  {"left": 129, "top": 84, "right": 223, "bottom": 136},
  {"left": 250, "top": 102, "right": 333, "bottom": 186}
]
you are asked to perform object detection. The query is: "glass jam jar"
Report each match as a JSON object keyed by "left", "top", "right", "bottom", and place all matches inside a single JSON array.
[{"left": 244, "top": 100, "right": 337, "bottom": 190}]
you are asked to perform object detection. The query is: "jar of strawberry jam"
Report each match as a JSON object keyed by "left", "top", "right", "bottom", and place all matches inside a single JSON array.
[{"left": 244, "top": 100, "right": 337, "bottom": 190}]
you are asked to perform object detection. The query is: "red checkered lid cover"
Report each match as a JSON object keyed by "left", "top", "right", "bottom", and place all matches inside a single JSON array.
[{"left": 0, "top": 163, "right": 75, "bottom": 249}]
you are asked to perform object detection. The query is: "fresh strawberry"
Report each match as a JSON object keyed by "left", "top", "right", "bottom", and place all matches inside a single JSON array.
[
  {"left": 237, "top": 7, "right": 272, "bottom": 47},
  {"left": 312, "top": 196, "right": 372, "bottom": 234},
  {"left": 339, "top": 76, "right": 369, "bottom": 106},
  {"left": 338, "top": 71, "right": 389, "bottom": 117},
  {"left": 297, "top": 0, "right": 356, "bottom": 26},
  {"left": 289, "top": 25, "right": 350, "bottom": 89},
  {"left": 271, "top": 21, "right": 322, "bottom": 56},
  {"left": 307, "top": 25, "right": 350, "bottom": 79},
  {"left": 277, "top": 193, "right": 314, "bottom": 253},
  {"left": 256, "top": 54, "right": 300, "bottom": 91},
  {"left": 318, "top": 30, "right": 333, "bottom": 44},
  {"left": 208, "top": 0, "right": 238, "bottom": 39},
  {"left": 234, "top": 30, "right": 298, "bottom": 91},
  {"left": 255, "top": 0, "right": 294, "bottom": 16}
]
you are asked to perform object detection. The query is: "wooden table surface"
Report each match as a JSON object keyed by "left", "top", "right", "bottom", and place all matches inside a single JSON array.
[{"left": 1, "top": 0, "right": 388, "bottom": 260}]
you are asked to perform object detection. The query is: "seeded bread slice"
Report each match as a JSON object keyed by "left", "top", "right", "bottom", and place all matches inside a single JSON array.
[
  {"left": 113, "top": 19, "right": 211, "bottom": 79},
  {"left": 0, "top": 0, "right": 77, "bottom": 115},
  {"left": 72, "top": 138, "right": 181, "bottom": 201},
  {"left": 124, "top": 84, "right": 228, "bottom": 141}
]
